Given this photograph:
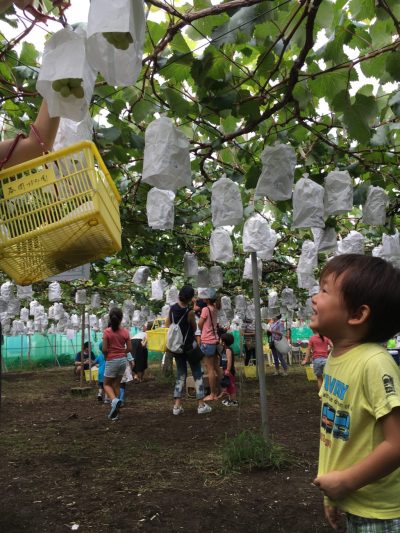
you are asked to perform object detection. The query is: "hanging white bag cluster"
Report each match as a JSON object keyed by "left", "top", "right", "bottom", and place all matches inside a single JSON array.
[
  {"left": 146, "top": 189, "right": 175, "bottom": 230},
  {"left": 86, "top": 0, "right": 145, "bottom": 87},
  {"left": 255, "top": 144, "right": 296, "bottom": 200},
  {"left": 210, "top": 228, "right": 233, "bottom": 263},
  {"left": 362, "top": 186, "right": 388, "bottom": 226},
  {"left": 292, "top": 175, "right": 325, "bottom": 229},
  {"left": 242, "top": 215, "right": 271, "bottom": 252},
  {"left": 338, "top": 231, "right": 364, "bottom": 255},
  {"left": 211, "top": 177, "right": 243, "bottom": 227},
  {"left": 183, "top": 253, "right": 198, "bottom": 277},
  {"left": 142, "top": 117, "right": 191, "bottom": 190},
  {"left": 37, "top": 28, "right": 96, "bottom": 121},
  {"left": 324, "top": 170, "right": 353, "bottom": 216}
]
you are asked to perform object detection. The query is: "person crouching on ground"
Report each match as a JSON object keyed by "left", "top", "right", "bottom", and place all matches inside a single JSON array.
[
  {"left": 312, "top": 254, "right": 400, "bottom": 531},
  {"left": 102, "top": 307, "right": 132, "bottom": 421},
  {"left": 218, "top": 333, "right": 238, "bottom": 407},
  {"left": 74, "top": 341, "right": 97, "bottom": 376}
]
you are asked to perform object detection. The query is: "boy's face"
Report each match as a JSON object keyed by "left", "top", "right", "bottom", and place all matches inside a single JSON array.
[{"left": 310, "top": 273, "right": 349, "bottom": 339}]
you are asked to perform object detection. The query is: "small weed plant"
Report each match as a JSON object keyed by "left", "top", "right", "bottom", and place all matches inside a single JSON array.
[{"left": 221, "top": 430, "right": 293, "bottom": 474}]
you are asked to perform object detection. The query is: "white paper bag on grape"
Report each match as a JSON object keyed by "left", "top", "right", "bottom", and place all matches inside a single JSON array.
[
  {"left": 209, "top": 265, "right": 223, "bottom": 288},
  {"left": 1, "top": 282, "right": 13, "bottom": 302},
  {"left": 87, "top": 0, "right": 145, "bottom": 86},
  {"left": 281, "top": 287, "right": 295, "bottom": 306},
  {"left": 221, "top": 296, "right": 232, "bottom": 311},
  {"left": 183, "top": 252, "right": 198, "bottom": 277},
  {"left": 337, "top": 231, "right": 364, "bottom": 255},
  {"left": 151, "top": 280, "right": 164, "bottom": 300},
  {"left": 146, "top": 188, "right": 175, "bottom": 230},
  {"left": 255, "top": 144, "right": 296, "bottom": 201},
  {"left": 160, "top": 304, "right": 170, "bottom": 318},
  {"left": 210, "top": 228, "right": 233, "bottom": 263},
  {"left": 53, "top": 113, "right": 93, "bottom": 151},
  {"left": 268, "top": 290, "right": 279, "bottom": 308},
  {"left": 257, "top": 228, "right": 277, "bottom": 261},
  {"left": 235, "top": 294, "right": 246, "bottom": 312},
  {"left": 324, "top": 170, "right": 353, "bottom": 216},
  {"left": 211, "top": 177, "right": 243, "bottom": 227},
  {"left": 166, "top": 286, "right": 179, "bottom": 305},
  {"left": 292, "top": 175, "right": 325, "bottom": 229},
  {"left": 312, "top": 227, "right": 337, "bottom": 252},
  {"left": 362, "top": 186, "right": 388, "bottom": 226},
  {"left": 16, "top": 285, "right": 33, "bottom": 301},
  {"left": 142, "top": 117, "right": 191, "bottom": 190},
  {"left": 297, "top": 270, "right": 317, "bottom": 290},
  {"left": 243, "top": 256, "right": 262, "bottom": 281},
  {"left": 243, "top": 215, "right": 271, "bottom": 252},
  {"left": 197, "top": 267, "right": 209, "bottom": 288},
  {"left": 297, "top": 240, "right": 318, "bottom": 273},
  {"left": 132, "top": 266, "right": 150, "bottom": 286},
  {"left": 37, "top": 28, "right": 96, "bottom": 121},
  {"left": 382, "top": 233, "right": 400, "bottom": 267}
]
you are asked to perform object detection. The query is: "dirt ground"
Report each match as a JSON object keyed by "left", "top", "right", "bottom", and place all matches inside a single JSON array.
[{"left": 0, "top": 364, "right": 343, "bottom": 533}]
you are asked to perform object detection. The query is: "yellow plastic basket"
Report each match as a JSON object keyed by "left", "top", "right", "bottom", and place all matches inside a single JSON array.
[
  {"left": 243, "top": 365, "right": 257, "bottom": 378},
  {"left": 305, "top": 366, "right": 317, "bottom": 381},
  {"left": 0, "top": 141, "right": 121, "bottom": 284},
  {"left": 84, "top": 368, "right": 99, "bottom": 382},
  {"left": 147, "top": 319, "right": 168, "bottom": 352}
]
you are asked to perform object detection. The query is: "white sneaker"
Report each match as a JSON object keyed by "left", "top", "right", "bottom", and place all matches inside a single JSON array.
[
  {"left": 273, "top": 371, "right": 279, "bottom": 376},
  {"left": 198, "top": 403, "right": 212, "bottom": 415},
  {"left": 173, "top": 405, "right": 184, "bottom": 416}
]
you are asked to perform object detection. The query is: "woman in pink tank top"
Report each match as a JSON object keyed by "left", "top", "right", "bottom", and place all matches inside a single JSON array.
[{"left": 102, "top": 307, "right": 132, "bottom": 420}]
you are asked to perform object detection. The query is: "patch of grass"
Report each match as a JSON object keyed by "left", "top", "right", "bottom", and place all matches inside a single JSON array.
[{"left": 221, "top": 430, "right": 293, "bottom": 474}]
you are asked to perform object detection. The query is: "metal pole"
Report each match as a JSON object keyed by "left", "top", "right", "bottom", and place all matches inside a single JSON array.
[
  {"left": 251, "top": 252, "right": 269, "bottom": 439},
  {"left": 80, "top": 305, "right": 85, "bottom": 388},
  {"left": 87, "top": 317, "right": 92, "bottom": 384},
  {"left": 0, "top": 323, "right": 2, "bottom": 407}
]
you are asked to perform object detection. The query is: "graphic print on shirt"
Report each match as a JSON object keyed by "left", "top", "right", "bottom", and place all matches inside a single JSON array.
[
  {"left": 382, "top": 374, "right": 396, "bottom": 396},
  {"left": 320, "top": 372, "right": 351, "bottom": 445}
]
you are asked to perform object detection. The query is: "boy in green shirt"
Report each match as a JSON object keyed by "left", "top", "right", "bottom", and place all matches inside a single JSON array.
[{"left": 312, "top": 254, "right": 400, "bottom": 531}]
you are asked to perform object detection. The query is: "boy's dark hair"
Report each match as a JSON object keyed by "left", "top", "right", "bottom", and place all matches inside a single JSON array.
[
  {"left": 83, "top": 341, "right": 89, "bottom": 349},
  {"left": 221, "top": 332, "right": 234, "bottom": 347},
  {"left": 179, "top": 285, "right": 195, "bottom": 304},
  {"left": 109, "top": 307, "right": 123, "bottom": 332},
  {"left": 320, "top": 254, "right": 400, "bottom": 343}
]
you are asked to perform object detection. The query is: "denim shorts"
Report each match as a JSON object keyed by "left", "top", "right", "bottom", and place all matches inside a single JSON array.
[
  {"left": 104, "top": 357, "right": 127, "bottom": 378},
  {"left": 313, "top": 357, "right": 327, "bottom": 377},
  {"left": 201, "top": 343, "right": 218, "bottom": 357}
]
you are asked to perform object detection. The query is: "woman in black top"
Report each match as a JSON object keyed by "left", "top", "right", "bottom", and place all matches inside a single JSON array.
[{"left": 165, "top": 286, "right": 212, "bottom": 416}]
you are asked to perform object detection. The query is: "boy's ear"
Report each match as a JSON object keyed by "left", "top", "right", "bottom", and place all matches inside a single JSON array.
[{"left": 348, "top": 304, "right": 371, "bottom": 326}]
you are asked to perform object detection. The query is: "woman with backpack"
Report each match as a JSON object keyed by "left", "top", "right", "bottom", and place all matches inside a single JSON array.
[
  {"left": 166, "top": 285, "right": 212, "bottom": 416},
  {"left": 198, "top": 288, "right": 220, "bottom": 401}
]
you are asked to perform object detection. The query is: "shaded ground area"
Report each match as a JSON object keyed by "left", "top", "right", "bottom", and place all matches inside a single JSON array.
[{"left": 0, "top": 365, "right": 342, "bottom": 532}]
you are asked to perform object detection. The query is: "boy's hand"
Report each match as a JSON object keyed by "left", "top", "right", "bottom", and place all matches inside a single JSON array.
[
  {"left": 324, "top": 505, "right": 342, "bottom": 529},
  {"left": 313, "top": 470, "right": 352, "bottom": 500}
]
